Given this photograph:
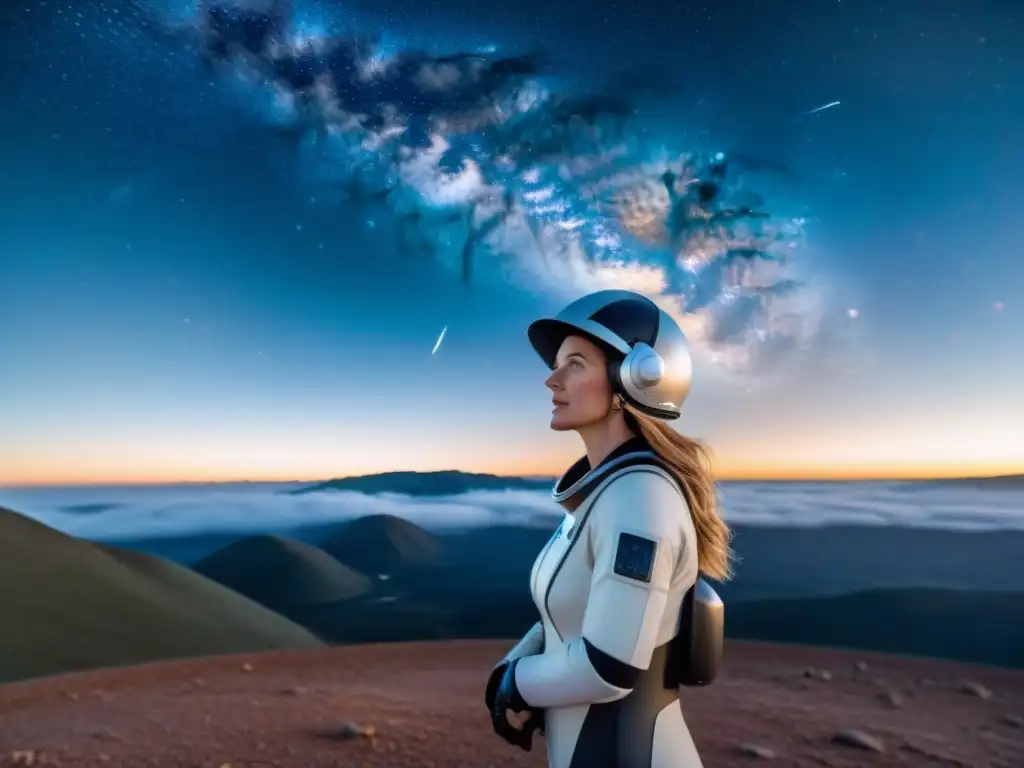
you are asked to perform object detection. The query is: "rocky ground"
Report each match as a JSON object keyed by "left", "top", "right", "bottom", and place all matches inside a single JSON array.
[{"left": 0, "top": 640, "right": 1021, "bottom": 767}]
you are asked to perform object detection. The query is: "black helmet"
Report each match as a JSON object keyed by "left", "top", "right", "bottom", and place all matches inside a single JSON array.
[{"left": 528, "top": 289, "right": 693, "bottom": 420}]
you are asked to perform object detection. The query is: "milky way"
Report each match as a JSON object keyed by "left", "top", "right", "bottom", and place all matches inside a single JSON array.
[{"left": 62, "top": 0, "right": 834, "bottom": 375}]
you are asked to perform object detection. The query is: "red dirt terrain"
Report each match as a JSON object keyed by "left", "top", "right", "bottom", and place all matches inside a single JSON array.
[{"left": 0, "top": 640, "right": 1021, "bottom": 768}]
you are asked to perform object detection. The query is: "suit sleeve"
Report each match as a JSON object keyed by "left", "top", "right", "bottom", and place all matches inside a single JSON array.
[
  {"left": 498, "top": 621, "right": 545, "bottom": 665},
  {"left": 513, "top": 470, "right": 687, "bottom": 709},
  {"left": 487, "top": 621, "right": 545, "bottom": 711}
]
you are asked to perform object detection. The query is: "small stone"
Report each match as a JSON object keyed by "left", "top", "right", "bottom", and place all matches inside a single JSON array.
[
  {"left": 878, "top": 690, "right": 903, "bottom": 708},
  {"left": 337, "top": 721, "right": 377, "bottom": 740},
  {"left": 854, "top": 661, "right": 869, "bottom": 672},
  {"left": 831, "top": 728, "right": 885, "bottom": 753},
  {"left": 240, "top": 663, "right": 253, "bottom": 673},
  {"left": 959, "top": 681, "right": 992, "bottom": 700},
  {"left": 10, "top": 751, "right": 36, "bottom": 766},
  {"left": 1001, "top": 714, "right": 1022, "bottom": 728},
  {"left": 738, "top": 743, "right": 776, "bottom": 759},
  {"left": 818, "top": 669, "right": 832, "bottom": 681}
]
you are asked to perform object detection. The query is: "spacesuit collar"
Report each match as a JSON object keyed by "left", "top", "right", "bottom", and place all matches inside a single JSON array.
[{"left": 552, "top": 436, "right": 657, "bottom": 512}]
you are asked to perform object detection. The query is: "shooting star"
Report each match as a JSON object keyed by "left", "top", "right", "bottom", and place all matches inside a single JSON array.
[
  {"left": 805, "top": 100, "right": 840, "bottom": 115},
  {"left": 431, "top": 326, "right": 448, "bottom": 355}
]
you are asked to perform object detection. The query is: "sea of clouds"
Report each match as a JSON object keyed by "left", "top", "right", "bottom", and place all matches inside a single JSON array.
[{"left": 2, "top": 479, "right": 1022, "bottom": 542}]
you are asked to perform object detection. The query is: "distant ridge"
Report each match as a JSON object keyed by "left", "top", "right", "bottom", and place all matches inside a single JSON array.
[
  {"left": 319, "top": 514, "right": 443, "bottom": 578},
  {"left": 289, "top": 470, "right": 553, "bottom": 497},
  {"left": 921, "top": 473, "right": 1024, "bottom": 488}
]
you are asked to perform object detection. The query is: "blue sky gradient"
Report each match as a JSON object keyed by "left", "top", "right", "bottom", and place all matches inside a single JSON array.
[{"left": 1, "top": 0, "right": 1021, "bottom": 484}]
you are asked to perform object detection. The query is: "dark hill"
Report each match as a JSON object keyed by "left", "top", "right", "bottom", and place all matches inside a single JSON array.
[
  {"left": 318, "top": 514, "right": 442, "bottom": 578},
  {"left": 726, "top": 587, "right": 1024, "bottom": 668},
  {"left": 290, "top": 470, "right": 552, "bottom": 496},
  {"left": 0, "top": 507, "right": 322, "bottom": 684},
  {"left": 193, "top": 535, "right": 371, "bottom": 612}
]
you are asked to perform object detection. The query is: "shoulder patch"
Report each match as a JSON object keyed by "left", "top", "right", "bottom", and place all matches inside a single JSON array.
[{"left": 612, "top": 531, "right": 658, "bottom": 583}]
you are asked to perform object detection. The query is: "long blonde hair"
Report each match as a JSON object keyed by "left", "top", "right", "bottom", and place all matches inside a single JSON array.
[{"left": 624, "top": 404, "right": 735, "bottom": 582}]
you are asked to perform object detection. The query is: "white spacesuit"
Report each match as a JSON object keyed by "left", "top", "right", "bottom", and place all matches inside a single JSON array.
[
  {"left": 489, "top": 289, "right": 724, "bottom": 768},
  {"left": 520, "top": 441, "right": 705, "bottom": 768}
]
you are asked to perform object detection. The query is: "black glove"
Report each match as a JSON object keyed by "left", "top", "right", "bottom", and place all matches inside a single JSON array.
[
  {"left": 489, "top": 658, "right": 542, "bottom": 751},
  {"left": 487, "top": 662, "right": 546, "bottom": 733},
  {"left": 485, "top": 661, "right": 505, "bottom": 712}
]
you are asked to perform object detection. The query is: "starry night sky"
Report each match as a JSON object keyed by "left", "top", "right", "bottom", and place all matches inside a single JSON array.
[{"left": 1, "top": 0, "right": 1021, "bottom": 485}]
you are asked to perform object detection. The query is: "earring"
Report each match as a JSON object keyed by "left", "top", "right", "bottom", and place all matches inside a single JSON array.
[{"left": 612, "top": 395, "right": 624, "bottom": 411}]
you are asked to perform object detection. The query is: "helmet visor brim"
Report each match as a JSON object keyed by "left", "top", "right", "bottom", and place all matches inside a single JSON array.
[{"left": 528, "top": 318, "right": 626, "bottom": 368}]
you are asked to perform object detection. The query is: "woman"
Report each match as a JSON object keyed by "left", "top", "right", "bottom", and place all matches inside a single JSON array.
[{"left": 485, "top": 289, "right": 733, "bottom": 768}]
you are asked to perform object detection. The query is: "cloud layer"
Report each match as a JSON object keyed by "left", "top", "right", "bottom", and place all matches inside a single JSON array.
[{"left": 3, "top": 480, "right": 1022, "bottom": 542}]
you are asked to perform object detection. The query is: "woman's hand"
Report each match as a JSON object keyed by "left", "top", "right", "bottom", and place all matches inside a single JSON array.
[{"left": 489, "top": 658, "right": 543, "bottom": 751}]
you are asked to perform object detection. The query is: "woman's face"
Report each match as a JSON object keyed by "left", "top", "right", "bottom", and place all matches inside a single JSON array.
[{"left": 546, "top": 334, "right": 615, "bottom": 432}]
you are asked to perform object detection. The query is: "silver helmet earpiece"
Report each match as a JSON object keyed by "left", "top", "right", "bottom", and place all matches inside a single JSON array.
[{"left": 528, "top": 289, "right": 693, "bottom": 420}]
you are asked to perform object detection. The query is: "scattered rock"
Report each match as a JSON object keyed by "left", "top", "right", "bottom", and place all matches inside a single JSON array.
[
  {"left": 10, "top": 751, "right": 36, "bottom": 766},
  {"left": 803, "top": 668, "right": 831, "bottom": 681},
  {"left": 1001, "top": 714, "right": 1022, "bottom": 728},
  {"left": 738, "top": 743, "right": 777, "bottom": 759},
  {"left": 854, "top": 661, "right": 869, "bottom": 673},
  {"left": 240, "top": 663, "right": 253, "bottom": 673},
  {"left": 192, "top": 677, "right": 205, "bottom": 687},
  {"left": 878, "top": 690, "right": 903, "bottom": 709},
  {"left": 831, "top": 728, "right": 885, "bottom": 753},
  {"left": 959, "top": 681, "right": 992, "bottom": 700},
  {"left": 897, "top": 741, "right": 963, "bottom": 763},
  {"left": 335, "top": 721, "right": 378, "bottom": 740},
  {"left": 65, "top": 691, "right": 79, "bottom": 701},
  {"left": 278, "top": 685, "right": 307, "bottom": 696}
]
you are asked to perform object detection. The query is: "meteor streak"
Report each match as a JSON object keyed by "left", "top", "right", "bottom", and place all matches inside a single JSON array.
[{"left": 431, "top": 326, "right": 448, "bottom": 355}]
